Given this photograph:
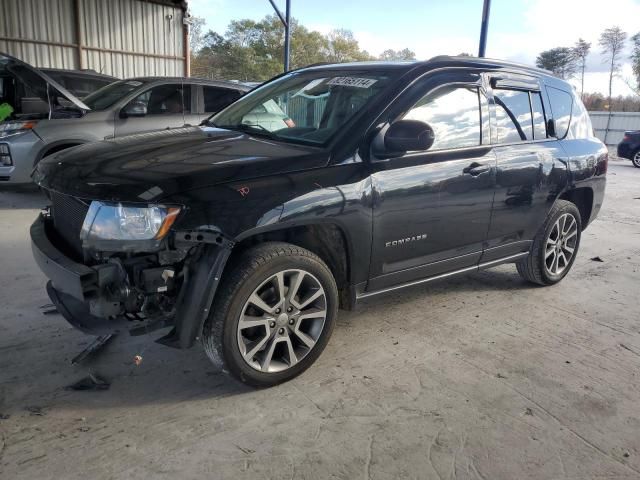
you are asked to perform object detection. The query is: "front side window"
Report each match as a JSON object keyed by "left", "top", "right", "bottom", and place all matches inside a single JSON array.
[
  {"left": 131, "top": 84, "right": 187, "bottom": 115},
  {"left": 547, "top": 86, "right": 573, "bottom": 138},
  {"left": 402, "top": 86, "right": 483, "bottom": 150},
  {"left": 211, "top": 70, "right": 399, "bottom": 146},
  {"left": 84, "top": 80, "right": 143, "bottom": 111},
  {"left": 494, "top": 89, "right": 533, "bottom": 143}
]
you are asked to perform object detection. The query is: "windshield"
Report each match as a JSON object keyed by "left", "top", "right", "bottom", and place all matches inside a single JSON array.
[
  {"left": 84, "top": 80, "right": 144, "bottom": 110},
  {"left": 210, "top": 70, "right": 399, "bottom": 146}
]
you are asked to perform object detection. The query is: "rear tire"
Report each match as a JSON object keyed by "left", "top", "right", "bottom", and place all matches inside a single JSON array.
[
  {"left": 202, "top": 242, "right": 338, "bottom": 388},
  {"left": 516, "top": 200, "right": 582, "bottom": 286},
  {"left": 632, "top": 149, "right": 640, "bottom": 168}
]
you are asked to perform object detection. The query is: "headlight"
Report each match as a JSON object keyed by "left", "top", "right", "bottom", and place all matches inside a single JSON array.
[
  {"left": 81, "top": 201, "right": 181, "bottom": 242},
  {"left": 0, "top": 121, "right": 37, "bottom": 138}
]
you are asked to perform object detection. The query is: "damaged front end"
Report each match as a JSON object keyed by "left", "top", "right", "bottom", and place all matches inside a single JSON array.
[{"left": 31, "top": 191, "right": 233, "bottom": 348}]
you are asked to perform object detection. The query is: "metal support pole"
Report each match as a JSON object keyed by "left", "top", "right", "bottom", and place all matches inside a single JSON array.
[
  {"left": 478, "top": 0, "right": 491, "bottom": 58},
  {"left": 284, "top": 0, "right": 291, "bottom": 72},
  {"left": 268, "top": 0, "right": 291, "bottom": 72},
  {"left": 73, "top": 0, "right": 85, "bottom": 69}
]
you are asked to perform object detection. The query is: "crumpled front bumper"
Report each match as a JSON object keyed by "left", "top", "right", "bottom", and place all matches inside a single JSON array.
[{"left": 30, "top": 214, "right": 126, "bottom": 334}]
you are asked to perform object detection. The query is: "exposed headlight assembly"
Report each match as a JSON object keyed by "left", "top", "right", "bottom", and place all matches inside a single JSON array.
[{"left": 80, "top": 201, "right": 181, "bottom": 248}]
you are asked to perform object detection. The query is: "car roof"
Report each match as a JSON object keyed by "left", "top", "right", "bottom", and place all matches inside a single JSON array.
[
  {"left": 300, "top": 56, "right": 557, "bottom": 81},
  {"left": 127, "top": 76, "right": 252, "bottom": 91}
]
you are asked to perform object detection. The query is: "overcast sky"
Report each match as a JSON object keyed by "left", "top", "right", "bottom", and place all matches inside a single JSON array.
[{"left": 188, "top": 0, "right": 640, "bottom": 96}]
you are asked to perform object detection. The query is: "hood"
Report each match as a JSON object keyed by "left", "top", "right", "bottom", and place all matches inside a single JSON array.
[
  {"left": 33, "top": 126, "right": 328, "bottom": 202},
  {"left": 0, "top": 52, "right": 90, "bottom": 114}
]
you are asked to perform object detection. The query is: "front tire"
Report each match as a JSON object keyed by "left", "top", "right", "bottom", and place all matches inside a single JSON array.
[
  {"left": 202, "top": 242, "right": 338, "bottom": 388},
  {"left": 516, "top": 200, "right": 582, "bottom": 286}
]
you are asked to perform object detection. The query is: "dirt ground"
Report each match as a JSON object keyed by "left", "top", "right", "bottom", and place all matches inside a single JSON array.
[{"left": 0, "top": 155, "right": 639, "bottom": 480}]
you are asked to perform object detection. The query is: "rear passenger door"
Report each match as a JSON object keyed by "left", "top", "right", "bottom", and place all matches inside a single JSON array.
[{"left": 481, "top": 74, "right": 568, "bottom": 263}]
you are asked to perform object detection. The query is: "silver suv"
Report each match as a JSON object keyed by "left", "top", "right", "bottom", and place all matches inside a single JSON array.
[{"left": 0, "top": 53, "right": 249, "bottom": 184}]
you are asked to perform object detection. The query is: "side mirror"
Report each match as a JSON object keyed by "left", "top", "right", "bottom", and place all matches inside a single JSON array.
[
  {"left": 121, "top": 101, "right": 147, "bottom": 118},
  {"left": 384, "top": 120, "right": 435, "bottom": 153}
]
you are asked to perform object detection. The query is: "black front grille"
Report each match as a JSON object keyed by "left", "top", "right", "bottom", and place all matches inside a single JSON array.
[{"left": 50, "top": 192, "right": 90, "bottom": 259}]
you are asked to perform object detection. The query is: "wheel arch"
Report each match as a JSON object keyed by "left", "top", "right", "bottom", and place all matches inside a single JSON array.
[
  {"left": 34, "top": 140, "right": 88, "bottom": 167},
  {"left": 232, "top": 221, "right": 355, "bottom": 310},
  {"left": 559, "top": 186, "right": 594, "bottom": 230}
]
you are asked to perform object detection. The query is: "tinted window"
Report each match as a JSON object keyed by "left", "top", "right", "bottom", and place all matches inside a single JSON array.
[
  {"left": 531, "top": 92, "right": 547, "bottom": 139},
  {"left": 547, "top": 86, "right": 573, "bottom": 138},
  {"left": 568, "top": 95, "right": 592, "bottom": 139},
  {"left": 494, "top": 89, "right": 532, "bottom": 143},
  {"left": 403, "top": 86, "right": 482, "bottom": 150},
  {"left": 203, "top": 86, "right": 241, "bottom": 113},
  {"left": 132, "top": 84, "right": 186, "bottom": 115}
]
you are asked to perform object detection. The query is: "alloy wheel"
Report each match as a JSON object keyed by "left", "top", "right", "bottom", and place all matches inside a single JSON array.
[
  {"left": 633, "top": 151, "right": 640, "bottom": 168},
  {"left": 237, "top": 269, "right": 327, "bottom": 373},
  {"left": 544, "top": 213, "right": 578, "bottom": 276}
]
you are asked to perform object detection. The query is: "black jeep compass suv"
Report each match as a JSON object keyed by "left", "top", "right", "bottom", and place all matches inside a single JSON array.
[{"left": 31, "top": 56, "right": 607, "bottom": 387}]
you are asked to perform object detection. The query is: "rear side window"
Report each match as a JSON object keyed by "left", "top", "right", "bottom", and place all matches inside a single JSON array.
[
  {"left": 493, "top": 89, "right": 532, "bottom": 143},
  {"left": 203, "top": 87, "right": 242, "bottom": 113},
  {"left": 403, "top": 86, "right": 483, "bottom": 150},
  {"left": 567, "top": 95, "right": 593, "bottom": 139},
  {"left": 546, "top": 87, "right": 573, "bottom": 138},
  {"left": 531, "top": 92, "right": 547, "bottom": 139}
]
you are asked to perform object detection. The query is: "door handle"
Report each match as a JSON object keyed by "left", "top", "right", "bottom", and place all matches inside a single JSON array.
[{"left": 463, "top": 162, "right": 491, "bottom": 176}]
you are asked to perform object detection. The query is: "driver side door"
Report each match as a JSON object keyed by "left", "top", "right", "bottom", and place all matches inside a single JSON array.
[
  {"left": 114, "top": 82, "right": 187, "bottom": 137},
  {"left": 367, "top": 71, "right": 497, "bottom": 292}
]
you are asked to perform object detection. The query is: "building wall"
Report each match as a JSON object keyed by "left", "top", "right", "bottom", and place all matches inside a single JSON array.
[
  {"left": 590, "top": 111, "right": 640, "bottom": 145},
  {"left": 0, "top": 0, "right": 188, "bottom": 78}
]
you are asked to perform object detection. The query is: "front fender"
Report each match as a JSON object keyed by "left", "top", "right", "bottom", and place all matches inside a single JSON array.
[{"left": 157, "top": 243, "right": 232, "bottom": 349}]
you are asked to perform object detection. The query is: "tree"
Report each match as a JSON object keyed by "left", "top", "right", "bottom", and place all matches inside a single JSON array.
[
  {"left": 599, "top": 26, "right": 627, "bottom": 144},
  {"left": 573, "top": 38, "right": 591, "bottom": 99},
  {"left": 378, "top": 48, "right": 416, "bottom": 61},
  {"left": 188, "top": 16, "right": 207, "bottom": 53},
  {"left": 631, "top": 33, "right": 640, "bottom": 94},
  {"left": 599, "top": 26, "right": 627, "bottom": 108},
  {"left": 189, "top": 16, "right": 415, "bottom": 81},
  {"left": 325, "top": 29, "right": 372, "bottom": 63},
  {"left": 535, "top": 47, "right": 576, "bottom": 79}
]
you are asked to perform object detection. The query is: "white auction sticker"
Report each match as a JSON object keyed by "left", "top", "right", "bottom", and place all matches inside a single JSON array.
[{"left": 327, "top": 77, "right": 378, "bottom": 88}]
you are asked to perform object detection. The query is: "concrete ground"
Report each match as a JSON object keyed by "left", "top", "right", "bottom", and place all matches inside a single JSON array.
[{"left": 0, "top": 156, "right": 639, "bottom": 480}]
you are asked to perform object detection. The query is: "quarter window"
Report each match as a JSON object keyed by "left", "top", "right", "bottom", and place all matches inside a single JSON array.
[
  {"left": 547, "top": 86, "right": 573, "bottom": 138},
  {"left": 494, "top": 89, "right": 532, "bottom": 143},
  {"left": 403, "top": 86, "right": 482, "bottom": 150}
]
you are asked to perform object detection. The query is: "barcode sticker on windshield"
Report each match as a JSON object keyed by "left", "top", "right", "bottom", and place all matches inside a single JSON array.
[{"left": 327, "top": 77, "right": 378, "bottom": 88}]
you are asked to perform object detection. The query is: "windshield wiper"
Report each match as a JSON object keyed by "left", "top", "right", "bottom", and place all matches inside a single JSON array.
[{"left": 216, "top": 123, "right": 277, "bottom": 138}]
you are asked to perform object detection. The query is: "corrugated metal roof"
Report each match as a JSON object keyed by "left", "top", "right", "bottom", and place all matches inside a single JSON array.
[{"left": 0, "top": 0, "right": 186, "bottom": 77}]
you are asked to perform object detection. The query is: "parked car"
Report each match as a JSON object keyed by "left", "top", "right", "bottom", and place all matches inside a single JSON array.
[
  {"left": 0, "top": 54, "right": 115, "bottom": 122},
  {"left": 0, "top": 52, "right": 250, "bottom": 183},
  {"left": 30, "top": 56, "right": 607, "bottom": 387},
  {"left": 617, "top": 130, "right": 640, "bottom": 168}
]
